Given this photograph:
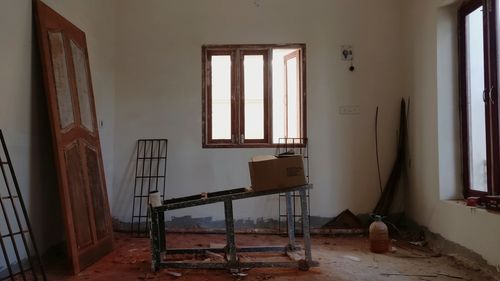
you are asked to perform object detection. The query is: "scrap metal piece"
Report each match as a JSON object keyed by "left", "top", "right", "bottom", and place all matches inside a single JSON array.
[{"left": 0, "top": 130, "right": 47, "bottom": 281}]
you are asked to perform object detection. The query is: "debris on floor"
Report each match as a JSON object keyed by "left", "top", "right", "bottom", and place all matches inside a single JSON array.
[
  {"left": 322, "top": 209, "right": 362, "bottom": 230},
  {"left": 44, "top": 232, "right": 500, "bottom": 281},
  {"left": 206, "top": 250, "right": 225, "bottom": 260},
  {"left": 343, "top": 255, "right": 361, "bottom": 262},
  {"left": 166, "top": 271, "right": 182, "bottom": 277}
]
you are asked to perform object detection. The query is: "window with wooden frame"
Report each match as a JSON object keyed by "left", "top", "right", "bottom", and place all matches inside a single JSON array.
[
  {"left": 202, "top": 44, "right": 307, "bottom": 148},
  {"left": 458, "top": 0, "right": 500, "bottom": 197}
]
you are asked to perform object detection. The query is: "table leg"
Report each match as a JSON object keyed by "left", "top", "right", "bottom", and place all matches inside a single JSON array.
[
  {"left": 149, "top": 207, "right": 161, "bottom": 272},
  {"left": 285, "top": 192, "right": 296, "bottom": 250},
  {"left": 299, "top": 189, "right": 312, "bottom": 262},
  {"left": 224, "top": 199, "right": 237, "bottom": 266},
  {"left": 158, "top": 211, "right": 166, "bottom": 252}
]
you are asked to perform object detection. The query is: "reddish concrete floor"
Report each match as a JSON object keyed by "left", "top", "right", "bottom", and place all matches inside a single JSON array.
[{"left": 46, "top": 233, "right": 500, "bottom": 281}]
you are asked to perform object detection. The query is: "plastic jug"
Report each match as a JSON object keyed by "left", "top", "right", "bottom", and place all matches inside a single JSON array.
[{"left": 369, "top": 215, "right": 389, "bottom": 253}]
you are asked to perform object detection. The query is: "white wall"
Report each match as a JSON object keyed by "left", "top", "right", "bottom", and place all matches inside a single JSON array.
[
  {"left": 404, "top": 0, "right": 500, "bottom": 269},
  {"left": 437, "top": 2, "right": 462, "bottom": 201},
  {"left": 0, "top": 0, "right": 116, "bottom": 254},
  {"left": 112, "top": 0, "right": 407, "bottom": 223}
]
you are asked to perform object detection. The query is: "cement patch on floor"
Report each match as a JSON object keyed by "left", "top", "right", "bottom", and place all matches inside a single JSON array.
[{"left": 46, "top": 233, "right": 500, "bottom": 281}]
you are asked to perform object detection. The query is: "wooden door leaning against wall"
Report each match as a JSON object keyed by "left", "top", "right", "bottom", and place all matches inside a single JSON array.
[{"left": 34, "top": 0, "right": 113, "bottom": 274}]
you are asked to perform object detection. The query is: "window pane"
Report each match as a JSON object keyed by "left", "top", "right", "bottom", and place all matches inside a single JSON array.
[
  {"left": 244, "top": 55, "right": 264, "bottom": 140},
  {"left": 272, "top": 50, "right": 287, "bottom": 143},
  {"left": 466, "top": 7, "right": 487, "bottom": 191},
  {"left": 286, "top": 56, "right": 299, "bottom": 139},
  {"left": 211, "top": 55, "right": 232, "bottom": 140},
  {"left": 272, "top": 49, "right": 301, "bottom": 143}
]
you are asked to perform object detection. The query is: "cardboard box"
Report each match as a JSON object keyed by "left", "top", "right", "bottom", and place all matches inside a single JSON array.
[{"left": 248, "top": 155, "right": 306, "bottom": 192}]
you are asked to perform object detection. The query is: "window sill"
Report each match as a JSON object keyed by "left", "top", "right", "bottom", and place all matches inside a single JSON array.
[{"left": 444, "top": 199, "right": 500, "bottom": 215}]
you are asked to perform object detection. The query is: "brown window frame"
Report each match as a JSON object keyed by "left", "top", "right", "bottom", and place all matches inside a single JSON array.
[
  {"left": 202, "top": 44, "right": 307, "bottom": 148},
  {"left": 458, "top": 0, "right": 500, "bottom": 198}
]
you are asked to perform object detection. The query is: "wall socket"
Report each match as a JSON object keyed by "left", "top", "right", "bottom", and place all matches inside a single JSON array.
[
  {"left": 339, "top": 105, "right": 360, "bottom": 115},
  {"left": 341, "top": 45, "right": 353, "bottom": 61}
]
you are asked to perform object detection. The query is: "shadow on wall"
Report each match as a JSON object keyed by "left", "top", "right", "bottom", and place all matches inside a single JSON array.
[
  {"left": 111, "top": 141, "right": 138, "bottom": 223},
  {"left": 28, "top": 20, "right": 64, "bottom": 254}
]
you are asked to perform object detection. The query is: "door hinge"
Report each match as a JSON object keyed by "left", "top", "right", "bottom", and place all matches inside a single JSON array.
[
  {"left": 490, "top": 86, "right": 495, "bottom": 104},
  {"left": 484, "top": 87, "right": 494, "bottom": 103}
]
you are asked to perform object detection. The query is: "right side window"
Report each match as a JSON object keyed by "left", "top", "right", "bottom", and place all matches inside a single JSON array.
[{"left": 459, "top": 0, "right": 500, "bottom": 197}]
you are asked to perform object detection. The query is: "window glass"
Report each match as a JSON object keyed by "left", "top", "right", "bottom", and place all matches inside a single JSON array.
[
  {"left": 286, "top": 56, "right": 300, "bottom": 139},
  {"left": 465, "top": 6, "right": 487, "bottom": 191},
  {"left": 211, "top": 55, "right": 232, "bottom": 140},
  {"left": 272, "top": 49, "right": 301, "bottom": 143},
  {"left": 244, "top": 55, "right": 265, "bottom": 140}
]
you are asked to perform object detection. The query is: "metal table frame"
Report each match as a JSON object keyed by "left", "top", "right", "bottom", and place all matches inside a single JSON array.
[{"left": 149, "top": 184, "right": 318, "bottom": 271}]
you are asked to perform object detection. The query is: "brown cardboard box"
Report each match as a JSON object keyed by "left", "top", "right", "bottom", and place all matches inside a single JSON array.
[{"left": 248, "top": 155, "right": 306, "bottom": 192}]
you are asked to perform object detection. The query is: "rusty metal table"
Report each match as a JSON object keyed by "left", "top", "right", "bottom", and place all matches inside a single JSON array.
[{"left": 149, "top": 184, "right": 318, "bottom": 271}]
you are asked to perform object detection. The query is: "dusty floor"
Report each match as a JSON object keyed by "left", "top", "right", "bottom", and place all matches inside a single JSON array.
[{"left": 46, "top": 233, "right": 500, "bottom": 281}]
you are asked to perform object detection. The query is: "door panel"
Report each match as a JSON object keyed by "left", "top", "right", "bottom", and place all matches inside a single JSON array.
[
  {"left": 48, "top": 31, "right": 75, "bottom": 130},
  {"left": 70, "top": 40, "right": 95, "bottom": 133},
  {"left": 84, "top": 144, "right": 109, "bottom": 240},
  {"left": 64, "top": 142, "right": 93, "bottom": 249},
  {"left": 35, "top": 0, "right": 113, "bottom": 273}
]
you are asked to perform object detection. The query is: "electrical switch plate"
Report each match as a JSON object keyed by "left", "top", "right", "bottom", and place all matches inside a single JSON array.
[
  {"left": 339, "top": 105, "right": 360, "bottom": 115},
  {"left": 341, "top": 45, "right": 353, "bottom": 61}
]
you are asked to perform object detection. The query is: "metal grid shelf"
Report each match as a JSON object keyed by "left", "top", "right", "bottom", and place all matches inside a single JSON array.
[
  {"left": 130, "top": 139, "right": 168, "bottom": 237},
  {"left": 276, "top": 138, "right": 310, "bottom": 236}
]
